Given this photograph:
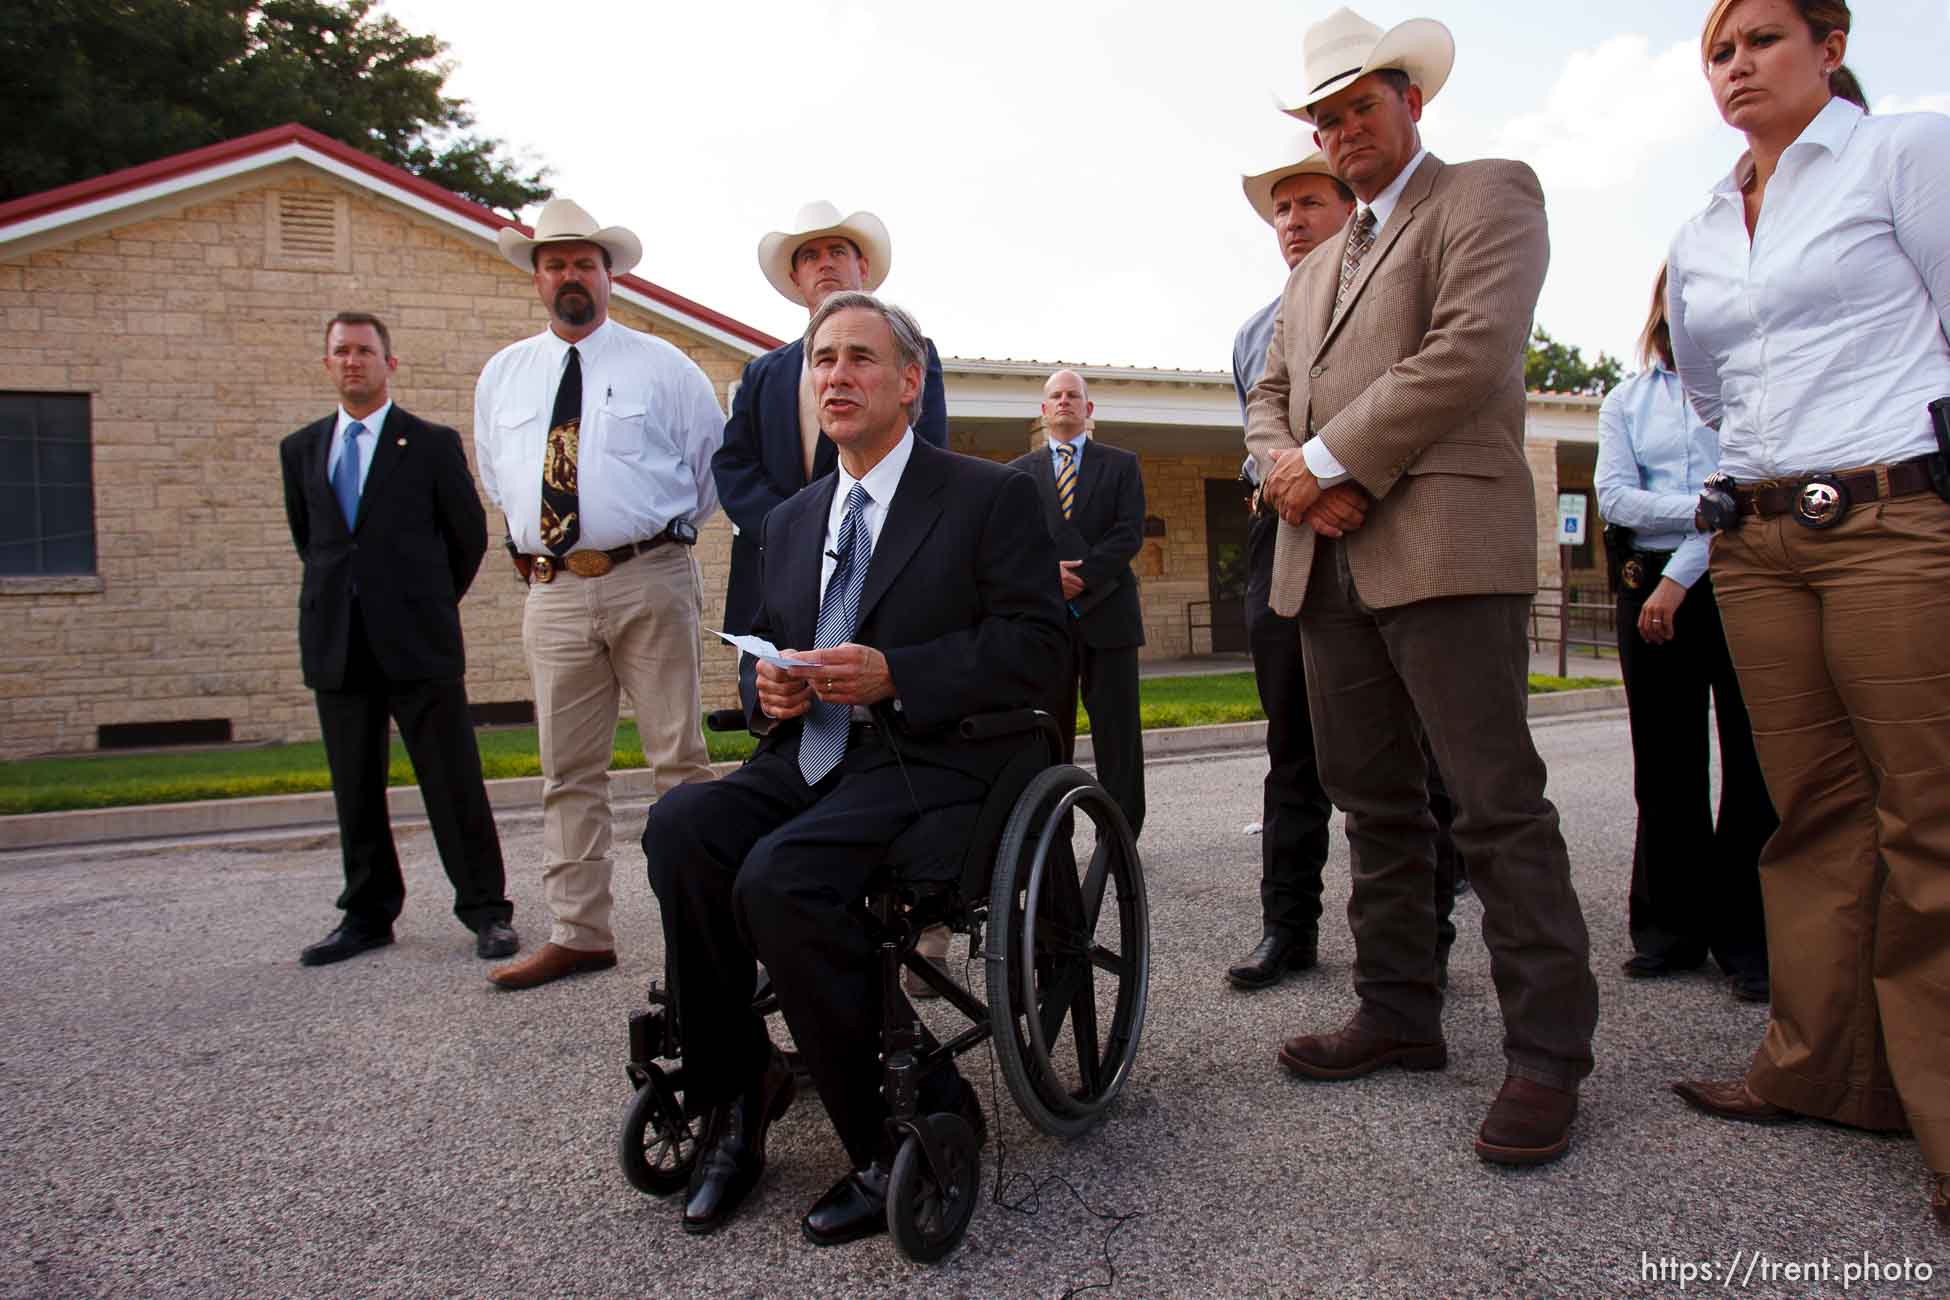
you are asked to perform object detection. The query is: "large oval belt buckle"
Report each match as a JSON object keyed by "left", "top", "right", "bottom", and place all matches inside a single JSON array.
[
  {"left": 565, "top": 550, "right": 612, "bottom": 578},
  {"left": 1792, "top": 475, "right": 1848, "bottom": 530},
  {"left": 531, "top": 555, "right": 556, "bottom": 584},
  {"left": 1620, "top": 557, "right": 1647, "bottom": 591}
]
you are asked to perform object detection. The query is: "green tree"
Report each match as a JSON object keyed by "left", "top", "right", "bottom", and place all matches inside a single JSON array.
[
  {"left": 0, "top": 0, "right": 548, "bottom": 214},
  {"left": 1525, "top": 326, "right": 1625, "bottom": 396}
]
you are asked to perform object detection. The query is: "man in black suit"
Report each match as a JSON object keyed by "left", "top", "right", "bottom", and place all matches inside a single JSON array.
[
  {"left": 642, "top": 292, "right": 1065, "bottom": 1245},
  {"left": 280, "top": 312, "right": 518, "bottom": 967},
  {"left": 713, "top": 201, "right": 948, "bottom": 638},
  {"left": 713, "top": 202, "right": 957, "bottom": 997},
  {"left": 1009, "top": 370, "right": 1147, "bottom": 838}
]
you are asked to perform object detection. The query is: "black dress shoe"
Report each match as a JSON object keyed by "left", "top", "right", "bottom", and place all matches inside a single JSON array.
[
  {"left": 474, "top": 920, "right": 519, "bottom": 960},
  {"left": 1728, "top": 970, "right": 1770, "bottom": 1003},
  {"left": 802, "top": 1162, "right": 892, "bottom": 1247},
  {"left": 683, "top": 1051, "right": 796, "bottom": 1235},
  {"left": 1621, "top": 950, "right": 1706, "bottom": 979},
  {"left": 1226, "top": 931, "right": 1317, "bottom": 990},
  {"left": 300, "top": 922, "right": 393, "bottom": 967}
]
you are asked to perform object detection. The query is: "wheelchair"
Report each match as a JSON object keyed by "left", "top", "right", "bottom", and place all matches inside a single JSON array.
[{"left": 617, "top": 706, "right": 1150, "bottom": 1262}]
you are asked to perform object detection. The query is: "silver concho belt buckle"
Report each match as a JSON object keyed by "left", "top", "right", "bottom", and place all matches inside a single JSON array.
[{"left": 1792, "top": 475, "right": 1848, "bottom": 530}]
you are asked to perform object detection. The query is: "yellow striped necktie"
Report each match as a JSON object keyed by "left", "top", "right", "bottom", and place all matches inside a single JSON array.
[{"left": 1055, "top": 443, "right": 1077, "bottom": 519}]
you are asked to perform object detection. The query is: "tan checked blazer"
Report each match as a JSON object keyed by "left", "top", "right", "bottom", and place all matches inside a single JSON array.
[{"left": 1244, "top": 154, "right": 1549, "bottom": 617}]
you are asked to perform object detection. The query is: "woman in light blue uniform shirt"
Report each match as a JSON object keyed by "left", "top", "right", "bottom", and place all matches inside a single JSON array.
[{"left": 1595, "top": 265, "right": 1773, "bottom": 1005}]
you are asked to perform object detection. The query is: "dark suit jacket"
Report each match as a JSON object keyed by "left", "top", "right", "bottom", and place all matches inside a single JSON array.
[
  {"left": 741, "top": 438, "right": 1067, "bottom": 784},
  {"left": 1008, "top": 439, "right": 1146, "bottom": 650},
  {"left": 280, "top": 404, "right": 488, "bottom": 690},
  {"left": 714, "top": 336, "right": 949, "bottom": 634}
]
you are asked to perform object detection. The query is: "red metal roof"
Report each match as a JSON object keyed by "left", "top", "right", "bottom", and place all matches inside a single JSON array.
[{"left": 0, "top": 123, "right": 783, "bottom": 353}]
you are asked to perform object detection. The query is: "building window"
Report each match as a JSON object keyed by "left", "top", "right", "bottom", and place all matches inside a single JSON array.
[{"left": 0, "top": 393, "right": 95, "bottom": 576}]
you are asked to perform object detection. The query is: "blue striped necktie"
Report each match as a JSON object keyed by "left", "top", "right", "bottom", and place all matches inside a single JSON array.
[
  {"left": 333, "top": 421, "right": 366, "bottom": 529},
  {"left": 798, "top": 483, "right": 874, "bottom": 786},
  {"left": 1055, "top": 442, "right": 1077, "bottom": 518}
]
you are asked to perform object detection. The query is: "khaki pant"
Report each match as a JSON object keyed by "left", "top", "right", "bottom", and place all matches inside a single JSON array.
[
  {"left": 1712, "top": 494, "right": 1950, "bottom": 1171},
  {"left": 521, "top": 545, "right": 714, "bottom": 951}
]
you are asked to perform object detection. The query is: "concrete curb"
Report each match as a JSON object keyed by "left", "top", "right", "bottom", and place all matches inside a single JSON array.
[{"left": 0, "top": 687, "right": 1626, "bottom": 852}]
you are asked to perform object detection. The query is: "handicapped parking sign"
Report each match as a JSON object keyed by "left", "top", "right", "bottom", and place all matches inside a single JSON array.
[{"left": 1556, "top": 493, "right": 1586, "bottom": 545}]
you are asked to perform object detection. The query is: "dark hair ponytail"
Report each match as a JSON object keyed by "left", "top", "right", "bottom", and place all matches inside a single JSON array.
[{"left": 1830, "top": 65, "right": 1867, "bottom": 110}]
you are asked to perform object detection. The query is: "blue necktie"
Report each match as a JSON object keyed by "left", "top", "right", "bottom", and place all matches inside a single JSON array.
[
  {"left": 333, "top": 421, "right": 366, "bottom": 529},
  {"left": 799, "top": 483, "right": 874, "bottom": 786}
]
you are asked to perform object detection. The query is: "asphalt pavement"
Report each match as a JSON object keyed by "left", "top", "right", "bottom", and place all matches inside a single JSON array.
[{"left": 2, "top": 710, "right": 1943, "bottom": 1298}]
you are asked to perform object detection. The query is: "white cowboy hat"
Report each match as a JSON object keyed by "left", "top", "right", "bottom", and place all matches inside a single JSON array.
[
  {"left": 1241, "top": 147, "right": 1344, "bottom": 226},
  {"left": 1279, "top": 6, "right": 1454, "bottom": 125},
  {"left": 756, "top": 201, "right": 892, "bottom": 307},
  {"left": 496, "top": 198, "right": 643, "bottom": 276}
]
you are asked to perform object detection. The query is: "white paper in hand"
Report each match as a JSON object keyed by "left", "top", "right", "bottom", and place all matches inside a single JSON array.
[{"left": 710, "top": 629, "right": 821, "bottom": 669}]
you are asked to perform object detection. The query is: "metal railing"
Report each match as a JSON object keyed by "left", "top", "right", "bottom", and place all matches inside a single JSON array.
[{"left": 1530, "top": 584, "right": 1616, "bottom": 675}]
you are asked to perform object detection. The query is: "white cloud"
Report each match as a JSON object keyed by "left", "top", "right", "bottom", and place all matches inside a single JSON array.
[
  {"left": 1497, "top": 35, "right": 1714, "bottom": 191},
  {"left": 1874, "top": 92, "right": 1950, "bottom": 116}
]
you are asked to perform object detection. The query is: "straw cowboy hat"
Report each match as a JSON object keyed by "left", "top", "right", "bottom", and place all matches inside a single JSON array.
[
  {"left": 1279, "top": 6, "right": 1454, "bottom": 124},
  {"left": 496, "top": 198, "right": 643, "bottom": 276},
  {"left": 1241, "top": 147, "right": 1343, "bottom": 227},
  {"left": 757, "top": 201, "right": 892, "bottom": 307}
]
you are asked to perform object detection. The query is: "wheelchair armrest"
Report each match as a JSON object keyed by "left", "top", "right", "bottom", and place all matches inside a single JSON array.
[
  {"left": 705, "top": 708, "right": 751, "bottom": 734},
  {"left": 958, "top": 708, "right": 1059, "bottom": 750}
]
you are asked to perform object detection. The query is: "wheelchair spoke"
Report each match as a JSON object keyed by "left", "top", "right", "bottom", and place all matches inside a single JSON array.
[
  {"left": 1079, "top": 840, "right": 1112, "bottom": 934},
  {"left": 1037, "top": 957, "right": 1091, "bottom": 1050},
  {"left": 1088, "top": 943, "right": 1128, "bottom": 977},
  {"left": 1070, "top": 978, "right": 1102, "bottom": 1095}
]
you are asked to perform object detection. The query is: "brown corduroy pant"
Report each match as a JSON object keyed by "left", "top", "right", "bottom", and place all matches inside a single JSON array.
[{"left": 1711, "top": 493, "right": 1950, "bottom": 1172}]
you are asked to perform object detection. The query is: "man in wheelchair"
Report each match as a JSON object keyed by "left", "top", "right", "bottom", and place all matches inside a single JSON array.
[{"left": 641, "top": 292, "right": 1068, "bottom": 1245}]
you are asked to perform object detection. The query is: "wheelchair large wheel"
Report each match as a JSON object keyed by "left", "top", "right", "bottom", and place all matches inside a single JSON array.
[
  {"left": 617, "top": 1064, "right": 700, "bottom": 1197},
  {"left": 888, "top": 1113, "right": 980, "bottom": 1263},
  {"left": 986, "top": 764, "right": 1149, "bottom": 1140}
]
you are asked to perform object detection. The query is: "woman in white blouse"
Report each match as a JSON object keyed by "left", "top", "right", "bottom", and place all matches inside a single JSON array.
[
  {"left": 1664, "top": 0, "right": 1950, "bottom": 1229},
  {"left": 1595, "top": 266, "right": 1773, "bottom": 1004}
]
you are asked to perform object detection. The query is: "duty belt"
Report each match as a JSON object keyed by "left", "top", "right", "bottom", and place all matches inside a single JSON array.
[
  {"left": 523, "top": 536, "right": 672, "bottom": 584},
  {"left": 1732, "top": 453, "right": 1942, "bottom": 530},
  {"left": 1619, "top": 549, "right": 1673, "bottom": 592}
]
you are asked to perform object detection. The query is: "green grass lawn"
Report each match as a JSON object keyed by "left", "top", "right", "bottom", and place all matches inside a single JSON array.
[{"left": 0, "top": 671, "right": 1612, "bottom": 815}]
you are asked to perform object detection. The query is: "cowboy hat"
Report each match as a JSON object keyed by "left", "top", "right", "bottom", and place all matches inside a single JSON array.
[
  {"left": 1279, "top": 6, "right": 1454, "bottom": 125},
  {"left": 756, "top": 201, "right": 892, "bottom": 307},
  {"left": 1241, "top": 147, "right": 1344, "bottom": 226},
  {"left": 496, "top": 198, "right": 643, "bottom": 276}
]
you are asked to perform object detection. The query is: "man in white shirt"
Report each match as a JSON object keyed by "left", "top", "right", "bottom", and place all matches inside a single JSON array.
[{"left": 473, "top": 199, "right": 725, "bottom": 991}]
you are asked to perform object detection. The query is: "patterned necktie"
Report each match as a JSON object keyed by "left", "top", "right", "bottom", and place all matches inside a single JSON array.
[
  {"left": 333, "top": 421, "right": 366, "bottom": 529},
  {"left": 799, "top": 483, "right": 874, "bottom": 786},
  {"left": 1336, "top": 208, "right": 1378, "bottom": 310},
  {"left": 539, "top": 345, "right": 582, "bottom": 556},
  {"left": 1054, "top": 443, "right": 1078, "bottom": 519}
]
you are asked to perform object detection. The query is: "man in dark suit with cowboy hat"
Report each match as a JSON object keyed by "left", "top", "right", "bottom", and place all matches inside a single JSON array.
[
  {"left": 713, "top": 201, "right": 956, "bottom": 993},
  {"left": 1248, "top": 6, "right": 1598, "bottom": 1166},
  {"left": 714, "top": 200, "right": 949, "bottom": 639},
  {"left": 281, "top": 311, "right": 518, "bottom": 967},
  {"left": 1228, "top": 143, "right": 1470, "bottom": 992},
  {"left": 642, "top": 291, "right": 1066, "bottom": 1245}
]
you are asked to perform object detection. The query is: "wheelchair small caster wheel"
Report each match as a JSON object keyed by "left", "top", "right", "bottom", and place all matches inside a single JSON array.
[
  {"left": 618, "top": 1064, "right": 699, "bottom": 1196},
  {"left": 887, "top": 1112, "right": 979, "bottom": 1263}
]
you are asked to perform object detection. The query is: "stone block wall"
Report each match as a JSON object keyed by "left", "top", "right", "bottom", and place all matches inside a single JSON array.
[{"left": 0, "top": 170, "right": 754, "bottom": 758}]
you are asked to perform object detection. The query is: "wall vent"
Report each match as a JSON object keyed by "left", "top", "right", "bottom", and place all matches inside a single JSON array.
[
  {"left": 98, "top": 718, "right": 234, "bottom": 750},
  {"left": 469, "top": 701, "right": 536, "bottom": 728},
  {"left": 265, "top": 190, "right": 350, "bottom": 271}
]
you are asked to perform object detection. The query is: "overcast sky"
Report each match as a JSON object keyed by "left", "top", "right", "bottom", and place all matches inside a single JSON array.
[{"left": 383, "top": 0, "right": 1950, "bottom": 372}]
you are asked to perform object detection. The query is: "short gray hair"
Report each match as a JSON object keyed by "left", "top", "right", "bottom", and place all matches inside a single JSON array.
[{"left": 803, "top": 291, "right": 928, "bottom": 429}]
